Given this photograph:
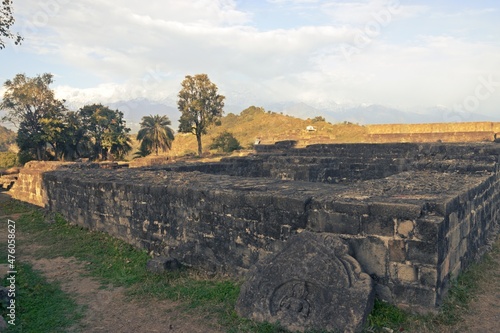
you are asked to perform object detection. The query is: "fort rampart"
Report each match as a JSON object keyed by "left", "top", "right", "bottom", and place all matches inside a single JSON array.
[{"left": 9, "top": 142, "right": 500, "bottom": 312}]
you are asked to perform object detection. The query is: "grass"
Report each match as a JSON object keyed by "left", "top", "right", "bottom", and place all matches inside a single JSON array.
[
  {"left": 0, "top": 196, "right": 32, "bottom": 216},
  {"left": 169, "top": 106, "right": 368, "bottom": 157},
  {"left": 1, "top": 197, "right": 499, "bottom": 332},
  {"left": 0, "top": 254, "right": 83, "bottom": 333}
]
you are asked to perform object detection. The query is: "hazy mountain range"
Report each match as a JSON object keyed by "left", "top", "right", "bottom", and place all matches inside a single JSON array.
[{"left": 102, "top": 99, "right": 500, "bottom": 133}]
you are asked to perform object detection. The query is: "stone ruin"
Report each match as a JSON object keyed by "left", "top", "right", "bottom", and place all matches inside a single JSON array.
[
  {"left": 236, "top": 232, "right": 374, "bottom": 332},
  {"left": 8, "top": 142, "right": 500, "bottom": 332}
]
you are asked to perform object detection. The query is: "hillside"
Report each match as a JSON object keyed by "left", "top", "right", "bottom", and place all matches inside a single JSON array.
[
  {"left": 168, "top": 106, "right": 368, "bottom": 156},
  {"left": 0, "top": 125, "right": 16, "bottom": 152}
]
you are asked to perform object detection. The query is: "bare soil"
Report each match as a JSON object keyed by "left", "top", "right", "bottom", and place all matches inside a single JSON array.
[
  {"left": 448, "top": 248, "right": 500, "bottom": 333},
  {"left": 18, "top": 249, "right": 221, "bottom": 333}
]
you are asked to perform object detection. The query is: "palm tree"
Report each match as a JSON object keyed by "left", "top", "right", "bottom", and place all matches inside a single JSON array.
[{"left": 136, "top": 115, "right": 175, "bottom": 156}]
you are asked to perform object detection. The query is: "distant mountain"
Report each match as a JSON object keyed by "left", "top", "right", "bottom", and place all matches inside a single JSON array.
[
  {"left": 277, "top": 103, "right": 500, "bottom": 125},
  {"left": 98, "top": 97, "right": 500, "bottom": 134},
  {"left": 108, "top": 99, "right": 179, "bottom": 133}
]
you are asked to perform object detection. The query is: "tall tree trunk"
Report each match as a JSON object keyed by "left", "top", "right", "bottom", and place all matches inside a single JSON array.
[{"left": 196, "top": 133, "right": 203, "bottom": 156}]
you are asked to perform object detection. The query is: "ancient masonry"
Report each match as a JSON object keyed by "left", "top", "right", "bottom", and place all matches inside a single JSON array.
[{"left": 10, "top": 143, "right": 500, "bottom": 315}]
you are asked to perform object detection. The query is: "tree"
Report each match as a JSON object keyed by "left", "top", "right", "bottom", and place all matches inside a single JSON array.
[
  {"left": 1, "top": 73, "right": 67, "bottom": 160},
  {"left": 133, "top": 142, "right": 152, "bottom": 159},
  {"left": 209, "top": 131, "right": 242, "bottom": 153},
  {"left": 137, "top": 115, "right": 175, "bottom": 156},
  {"left": 1, "top": 0, "right": 23, "bottom": 49},
  {"left": 177, "top": 74, "right": 225, "bottom": 156},
  {"left": 77, "top": 104, "right": 131, "bottom": 160}
]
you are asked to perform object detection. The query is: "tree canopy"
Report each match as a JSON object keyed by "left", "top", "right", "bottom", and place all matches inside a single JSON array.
[
  {"left": 0, "top": 0, "right": 23, "bottom": 49},
  {"left": 177, "top": 74, "right": 225, "bottom": 156},
  {"left": 78, "top": 104, "right": 132, "bottom": 161},
  {"left": 1, "top": 73, "right": 67, "bottom": 160},
  {"left": 1, "top": 74, "right": 133, "bottom": 162},
  {"left": 137, "top": 114, "right": 175, "bottom": 156}
]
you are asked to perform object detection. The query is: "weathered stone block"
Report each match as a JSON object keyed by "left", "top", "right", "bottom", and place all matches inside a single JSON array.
[
  {"left": 407, "top": 240, "right": 438, "bottom": 265},
  {"left": 236, "top": 232, "right": 374, "bottom": 333},
  {"left": 419, "top": 266, "right": 438, "bottom": 287},
  {"left": 393, "top": 285, "right": 437, "bottom": 309},
  {"left": 396, "top": 263, "right": 417, "bottom": 282},
  {"left": 350, "top": 237, "right": 388, "bottom": 278},
  {"left": 329, "top": 201, "right": 370, "bottom": 215},
  {"left": 308, "top": 210, "right": 360, "bottom": 234},
  {"left": 415, "top": 216, "right": 445, "bottom": 243},
  {"left": 388, "top": 239, "right": 406, "bottom": 262},
  {"left": 362, "top": 215, "right": 394, "bottom": 237},
  {"left": 369, "top": 202, "right": 422, "bottom": 220}
]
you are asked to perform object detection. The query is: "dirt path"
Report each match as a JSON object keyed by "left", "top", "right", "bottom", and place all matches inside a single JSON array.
[
  {"left": 448, "top": 246, "right": 500, "bottom": 333},
  {"left": 20, "top": 255, "right": 220, "bottom": 333}
]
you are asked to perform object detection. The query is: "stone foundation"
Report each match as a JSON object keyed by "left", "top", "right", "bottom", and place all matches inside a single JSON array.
[{"left": 10, "top": 142, "right": 500, "bottom": 312}]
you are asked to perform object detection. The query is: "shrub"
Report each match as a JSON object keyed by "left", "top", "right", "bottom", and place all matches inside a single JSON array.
[
  {"left": 0, "top": 151, "right": 18, "bottom": 168},
  {"left": 209, "top": 132, "right": 242, "bottom": 153}
]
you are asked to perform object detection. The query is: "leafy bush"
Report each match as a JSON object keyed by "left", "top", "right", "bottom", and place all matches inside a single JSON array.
[
  {"left": 0, "top": 151, "right": 17, "bottom": 168},
  {"left": 312, "top": 116, "right": 325, "bottom": 122},
  {"left": 17, "top": 150, "right": 35, "bottom": 165},
  {"left": 210, "top": 132, "right": 242, "bottom": 153}
]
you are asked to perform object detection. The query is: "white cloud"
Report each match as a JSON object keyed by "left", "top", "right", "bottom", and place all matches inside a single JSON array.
[{"left": 5, "top": 0, "right": 500, "bottom": 121}]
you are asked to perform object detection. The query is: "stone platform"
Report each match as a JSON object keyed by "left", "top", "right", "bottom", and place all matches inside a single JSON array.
[{"left": 10, "top": 142, "right": 500, "bottom": 314}]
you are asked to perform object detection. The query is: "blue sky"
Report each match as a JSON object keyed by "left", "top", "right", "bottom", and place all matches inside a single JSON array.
[{"left": 1, "top": 0, "right": 499, "bottom": 126}]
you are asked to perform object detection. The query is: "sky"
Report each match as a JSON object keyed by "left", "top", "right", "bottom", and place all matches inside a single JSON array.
[{"left": 1, "top": 0, "right": 500, "bottom": 127}]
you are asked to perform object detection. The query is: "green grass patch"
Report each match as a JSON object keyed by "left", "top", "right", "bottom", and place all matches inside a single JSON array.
[
  {"left": 17, "top": 211, "right": 151, "bottom": 287},
  {"left": 0, "top": 197, "right": 34, "bottom": 216},
  {"left": 0, "top": 263, "right": 83, "bottom": 333}
]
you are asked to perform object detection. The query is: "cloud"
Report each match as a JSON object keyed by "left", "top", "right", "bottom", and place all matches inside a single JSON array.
[
  {"left": 322, "top": 0, "right": 428, "bottom": 25},
  {"left": 6, "top": 0, "right": 500, "bottom": 121}
]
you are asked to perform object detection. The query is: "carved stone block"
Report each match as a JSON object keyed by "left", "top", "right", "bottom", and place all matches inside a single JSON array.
[{"left": 236, "top": 232, "right": 374, "bottom": 332}]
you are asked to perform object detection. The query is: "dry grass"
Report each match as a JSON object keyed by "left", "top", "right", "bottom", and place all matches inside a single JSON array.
[{"left": 167, "top": 106, "right": 368, "bottom": 157}]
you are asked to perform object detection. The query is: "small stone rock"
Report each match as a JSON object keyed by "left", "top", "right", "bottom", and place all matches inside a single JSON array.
[{"left": 146, "top": 257, "right": 181, "bottom": 273}]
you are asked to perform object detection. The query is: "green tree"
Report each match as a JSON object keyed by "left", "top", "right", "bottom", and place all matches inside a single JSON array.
[
  {"left": 77, "top": 104, "right": 131, "bottom": 160},
  {"left": 133, "top": 142, "right": 152, "bottom": 159},
  {"left": 57, "top": 111, "right": 88, "bottom": 160},
  {"left": 209, "top": 131, "right": 242, "bottom": 153},
  {"left": 177, "top": 74, "right": 225, "bottom": 156},
  {"left": 137, "top": 115, "right": 175, "bottom": 156},
  {"left": 1, "top": 73, "right": 67, "bottom": 160},
  {"left": 0, "top": 0, "right": 22, "bottom": 49}
]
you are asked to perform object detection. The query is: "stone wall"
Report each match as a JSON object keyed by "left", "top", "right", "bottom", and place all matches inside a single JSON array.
[
  {"left": 9, "top": 161, "right": 74, "bottom": 206},
  {"left": 367, "top": 131, "right": 495, "bottom": 143},
  {"left": 366, "top": 122, "right": 500, "bottom": 134},
  {"left": 10, "top": 142, "right": 500, "bottom": 312}
]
